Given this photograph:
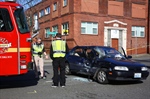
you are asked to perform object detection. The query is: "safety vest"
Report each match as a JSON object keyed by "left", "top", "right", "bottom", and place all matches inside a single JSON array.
[
  {"left": 52, "top": 40, "right": 66, "bottom": 58},
  {"left": 32, "top": 44, "right": 44, "bottom": 56}
]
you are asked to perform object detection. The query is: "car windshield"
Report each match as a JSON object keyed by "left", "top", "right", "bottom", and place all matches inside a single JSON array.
[
  {"left": 14, "top": 7, "right": 29, "bottom": 34},
  {"left": 94, "top": 47, "right": 125, "bottom": 59}
]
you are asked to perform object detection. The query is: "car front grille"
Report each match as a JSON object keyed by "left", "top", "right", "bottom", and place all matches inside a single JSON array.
[{"left": 129, "top": 67, "right": 141, "bottom": 72}]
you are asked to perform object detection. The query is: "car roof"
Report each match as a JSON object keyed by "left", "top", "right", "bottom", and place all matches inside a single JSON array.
[{"left": 74, "top": 45, "right": 113, "bottom": 49}]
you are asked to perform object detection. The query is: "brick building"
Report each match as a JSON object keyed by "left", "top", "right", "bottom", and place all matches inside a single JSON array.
[{"left": 25, "top": 0, "right": 150, "bottom": 55}]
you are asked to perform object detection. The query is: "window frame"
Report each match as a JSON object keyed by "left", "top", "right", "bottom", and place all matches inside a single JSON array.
[
  {"left": 45, "top": 6, "right": 50, "bottom": 15},
  {"left": 81, "top": 22, "right": 98, "bottom": 35},
  {"left": 62, "top": 22, "right": 69, "bottom": 35},
  {"left": 63, "top": 0, "right": 67, "bottom": 7},
  {"left": 33, "top": 13, "right": 39, "bottom": 31},
  {"left": 45, "top": 27, "right": 50, "bottom": 38},
  {"left": 53, "top": 2, "right": 57, "bottom": 11},
  {"left": 39, "top": 9, "right": 45, "bottom": 18},
  {"left": 131, "top": 26, "right": 145, "bottom": 37},
  {"left": 52, "top": 25, "right": 58, "bottom": 33}
]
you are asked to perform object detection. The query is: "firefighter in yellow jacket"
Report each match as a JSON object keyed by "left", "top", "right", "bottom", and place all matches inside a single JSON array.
[
  {"left": 32, "top": 38, "right": 48, "bottom": 79},
  {"left": 50, "top": 33, "right": 69, "bottom": 87}
]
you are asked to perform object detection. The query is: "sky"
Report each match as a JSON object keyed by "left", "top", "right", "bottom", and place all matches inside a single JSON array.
[{"left": 0, "top": 0, "right": 42, "bottom": 10}]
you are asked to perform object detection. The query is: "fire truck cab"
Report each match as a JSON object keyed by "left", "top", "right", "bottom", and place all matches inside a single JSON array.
[{"left": 0, "top": 0, "right": 31, "bottom": 76}]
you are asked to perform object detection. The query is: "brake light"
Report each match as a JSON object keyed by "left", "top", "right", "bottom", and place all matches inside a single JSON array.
[{"left": 20, "top": 55, "right": 27, "bottom": 59}]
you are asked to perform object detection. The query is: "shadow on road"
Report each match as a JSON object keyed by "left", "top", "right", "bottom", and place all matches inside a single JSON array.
[
  {"left": 109, "top": 80, "right": 143, "bottom": 85},
  {"left": 0, "top": 70, "right": 38, "bottom": 89},
  {"left": 69, "top": 73, "right": 145, "bottom": 85}
]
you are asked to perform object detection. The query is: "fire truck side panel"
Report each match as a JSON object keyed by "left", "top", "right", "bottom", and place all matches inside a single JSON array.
[{"left": 0, "top": 2, "right": 31, "bottom": 76}]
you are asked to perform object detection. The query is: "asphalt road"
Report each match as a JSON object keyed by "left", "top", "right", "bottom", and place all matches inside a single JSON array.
[{"left": 0, "top": 55, "right": 150, "bottom": 99}]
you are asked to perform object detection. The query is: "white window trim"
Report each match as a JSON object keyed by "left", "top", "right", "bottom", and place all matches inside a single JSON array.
[
  {"left": 39, "top": 9, "right": 44, "bottom": 18},
  {"left": 63, "top": 0, "right": 67, "bottom": 7},
  {"left": 53, "top": 2, "right": 57, "bottom": 11},
  {"left": 52, "top": 25, "right": 58, "bottom": 32},
  {"left": 45, "top": 7, "right": 50, "bottom": 15},
  {"left": 132, "top": 26, "right": 145, "bottom": 37},
  {"left": 81, "top": 22, "right": 98, "bottom": 35},
  {"left": 45, "top": 28, "right": 50, "bottom": 38},
  {"left": 62, "top": 22, "right": 69, "bottom": 35}
]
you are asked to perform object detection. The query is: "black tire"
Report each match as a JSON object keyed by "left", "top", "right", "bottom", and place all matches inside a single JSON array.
[
  {"left": 65, "top": 63, "right": 71, "bottom": 75},
  {"left": 96, "top": 68, "right": 109, "bottom": 84}
]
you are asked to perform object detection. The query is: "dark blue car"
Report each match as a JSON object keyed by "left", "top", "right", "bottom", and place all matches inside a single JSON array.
[{"left": 65, "top": 46, "right": 149, "bottom": 84}]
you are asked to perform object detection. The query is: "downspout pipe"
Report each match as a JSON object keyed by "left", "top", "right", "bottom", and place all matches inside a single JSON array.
[{"left": 147, "top": 0, "right": 150, "bottom": 53}]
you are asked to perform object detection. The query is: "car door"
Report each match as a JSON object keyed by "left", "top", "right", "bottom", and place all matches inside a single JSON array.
[
  {"left": 119, "top": 46, "right": 128, "bottom": 58},
  {"left": 67, "top": 47, "right": 87, "bottom": 72}
]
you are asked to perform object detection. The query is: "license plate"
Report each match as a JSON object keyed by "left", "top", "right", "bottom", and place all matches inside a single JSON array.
[{"left": 134, "top": 73, "right": 141, "bottom": 78}]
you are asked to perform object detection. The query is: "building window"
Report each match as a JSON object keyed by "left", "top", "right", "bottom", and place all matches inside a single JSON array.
[
  {"left": 81, "top": 22, "right": 98, "bottom": 34},
  {"left": 52, "top": 25, "right": 58, "bottom": 33},
  {"left": 45, "top": 28, "right": 50, "bottom": 38},
  {"left": 62, "top": 22, "right": 69, "bottom": 35},
  {"left": 39, "top": 9, "right": 44, "bottom": 18},
  {"left": 45, "top": 6, "right": 50, "bottom": 15},
  {"left": 53, "top": 2, "right": 57, "bottom": 11},
  {"left": 131, "top": 26, "right": 145, "bottom": 37},
  {"left": 33, "top": 13, "right": 39, "bottom": 31},
  {"left": 63, "top": 0, "right": 67, "bottom": 7}
]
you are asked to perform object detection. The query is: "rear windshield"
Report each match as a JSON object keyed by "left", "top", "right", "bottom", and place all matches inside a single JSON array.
[
  {"left": 0, "top": 8, "right": 13, "bottom": 31},
  {"left": 14, "top": 7, "right": 29, "bottom": 34}
]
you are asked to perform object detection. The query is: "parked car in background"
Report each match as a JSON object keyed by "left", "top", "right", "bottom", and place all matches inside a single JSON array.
[{"left": 65, "top": 46, "right": 149, "bottom": 84}]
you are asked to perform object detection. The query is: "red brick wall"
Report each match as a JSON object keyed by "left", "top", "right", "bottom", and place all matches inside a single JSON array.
[
  {"left": 108, "top": 1, "right": 124, "bottom": 16},
  {"left": 25, "top": 0, "right": 149, "bottom": 55},
  {"left": 81, "top": 0, "right": 99, "bottom": 13}
]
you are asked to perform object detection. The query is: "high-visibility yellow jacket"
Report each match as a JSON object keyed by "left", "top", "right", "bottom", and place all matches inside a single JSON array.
[
  {"left": 52, "top": 40, "right": 66, "bottom": 58},
  {"left": 32, "top": 44, "right": 44, "bottom": 56}
]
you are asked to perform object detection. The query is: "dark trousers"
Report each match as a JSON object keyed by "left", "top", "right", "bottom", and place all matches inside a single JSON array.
[{"left": 52, "top": 58, "right": 66, "bottom": 86}]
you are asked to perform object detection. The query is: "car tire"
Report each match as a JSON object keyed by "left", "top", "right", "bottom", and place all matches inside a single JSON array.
[
  {"left": 96, "top": 68, "right": 109, "bottom": 84},
  {"left": 65, "top": 63, "right": 71, "bottom": 75}
]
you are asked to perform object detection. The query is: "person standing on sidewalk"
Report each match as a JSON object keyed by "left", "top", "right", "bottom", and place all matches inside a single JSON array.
[
  {"left": 32, "top": 38, "right": 48, "bottom": 79},
  {"left": 50, "top": 33, "right": 69, "bottom": 87}
]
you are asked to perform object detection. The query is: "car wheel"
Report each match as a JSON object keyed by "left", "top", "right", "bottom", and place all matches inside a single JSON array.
[
  {"left": 65, "top": 63, "right": 71, "bottom": 75},
  {"left": 97, "top": 68, "right": 109, "bottom": 84}
]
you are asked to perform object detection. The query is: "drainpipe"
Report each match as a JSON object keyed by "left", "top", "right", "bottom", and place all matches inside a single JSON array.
[{"left": 147, "top": 0, "right": 150, "bottom": 53}]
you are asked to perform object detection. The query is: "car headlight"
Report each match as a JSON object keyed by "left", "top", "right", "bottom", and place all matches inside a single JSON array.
[
  {"left": 141, "top": 67, "right": 148, "bottom": 71},
  {"left": 114, "top": 66, "right": 129, "bottom": 71}
]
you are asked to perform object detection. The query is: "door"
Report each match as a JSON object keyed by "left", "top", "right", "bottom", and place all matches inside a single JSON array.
[
  {"left": 112, "top": 38, "right": 119, "bottom": 50},
  {"left": 0, "top": 7, "right": 19, "bottom": 76}
]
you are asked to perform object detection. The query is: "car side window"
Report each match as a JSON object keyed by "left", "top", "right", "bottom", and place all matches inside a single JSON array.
[
  {"left": 85, "top": 49, "right": 93, "bottom": 59},
  {"left": 73, "top": 48, "right": 85, "bottom": 57}
]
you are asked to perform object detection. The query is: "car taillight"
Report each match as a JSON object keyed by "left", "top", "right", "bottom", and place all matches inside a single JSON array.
[{"left": 20, "top": 55, "right": 27, "bottom": 59}]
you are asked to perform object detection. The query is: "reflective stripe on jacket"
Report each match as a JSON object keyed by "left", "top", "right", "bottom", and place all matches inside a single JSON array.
[
  {"left": 52, "top": 40, "right": 66, "bottom": 58},
  {"left": 32, "top": 44, "right": 44, "bottom": 56}
]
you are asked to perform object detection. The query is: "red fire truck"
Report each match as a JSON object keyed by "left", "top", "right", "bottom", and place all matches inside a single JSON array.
[{"left": 0, "top": 0, "right": 31, "bottom": 76}]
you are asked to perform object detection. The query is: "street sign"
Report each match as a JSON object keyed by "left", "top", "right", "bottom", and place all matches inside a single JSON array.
[{"left": 47, "top": 31, "right": 57, "bottom": 37}]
